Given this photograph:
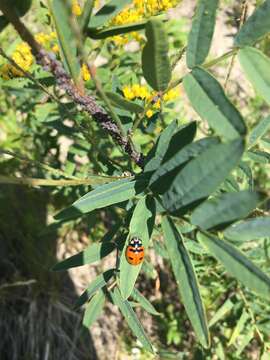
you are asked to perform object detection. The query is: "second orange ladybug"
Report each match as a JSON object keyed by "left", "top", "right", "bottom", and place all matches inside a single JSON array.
[{"left": 125, "top": 237, "right": 144, "bottom": 266}]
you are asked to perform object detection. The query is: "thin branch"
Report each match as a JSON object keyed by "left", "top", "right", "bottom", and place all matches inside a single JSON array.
[
  {"left": 224, "top": 1, "right": 248, "bottom": 90},
  {"left": 0, "top": 2, "right": 144, "bottom": 168},
  {"left": 0, "top": 175, "right": 123, "bottom": 187}
]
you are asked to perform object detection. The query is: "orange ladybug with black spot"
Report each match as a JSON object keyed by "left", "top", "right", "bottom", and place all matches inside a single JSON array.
[{"left": 125, "top": 237, "right": 144, "bottom": 265}]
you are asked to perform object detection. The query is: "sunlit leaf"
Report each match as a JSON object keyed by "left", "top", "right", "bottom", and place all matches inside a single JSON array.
[
  {"left": 224, "top": 217, "right": 270, "bottom": 241},
  {"left": 52, "top": 242, "right": 115, "bottom": 271},
  {"left": 186, "top": 0, "right": 219, "bottom": 68},
  {"left": 234, "top": 0, "right": 270, "bottom": 47},
  {"left": 191, "top": 191, "right": 263, "bottom": 230},
  {"left": 183, "top": 67, "right": 247, "bottom": 140},
  {"left": 162, "top": 139, "right": 244, "bottom": 214},
  {"left": 142, "top": 19, "right": 171, "bottom": 91},
  {"left": 198, "top": 232, "right": 270, "bottom": 298},
  {"left": 83, "top": 290, "right": 105, "bottom": 327},
  {"left": 120, "top": 196, "right": 155, "bottom": 299},
  {"left": 239, "top": 47, "right": 270, "bottom": 106},
  {"left": 111, "top": 287, "right": 154, "bottom": 353},
  {"left": 162, "top": 217, "right": 210, "bottom": 348}
]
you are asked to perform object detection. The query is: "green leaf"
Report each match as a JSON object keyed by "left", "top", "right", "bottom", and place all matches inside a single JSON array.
[
  {"left": 55, "top": 177, "right": 146, "bottom": 221},
  {"left": 131, "top": 288, "right": 160, "bottom": 316},
  {"left": 238, "top": 161, "right": 253, "bottom": 190},
  {"left": 87, "top": 21, "right": 146, "bottom": 38},
  {"left": 150, "top": 136, "right": 219, "bottom": 190},
  {"left": 144, "top": 120, "right": 178, "bottom": 172},
  {"left": 48, "top": 0, "right": 81, "bottom": 83},
  {"left": 111, "top": 287, "right": 154, "bottom": 353},
  {"left": 249, "top": 116, "right": 270, "bottom": 148},
  {"left": 162, "top": 139, "right": 245, "bottom": 214},
  {"left": 234, "top": 0, "right": 270, "bottom": 47},
  {"left": 236, "top": 329, "right": 254, "bottom": 357},
  {"left": 186, "top": 0, "right": 219, "bottom": 68},
  {"left": 209, "top": 298, "right": 234, "bottom": 327},
  {"left": 162, "top": 217, "right": 209, "bottom": 348},
  {"left": 80, "top": 0, "right": 95, "bottom": 33},
  {"left": 52, "top": 242, "right": 115, "bottom": 271},
  {"left": 238, "top": 47, "right": 270, "bottom": 106},
  {"left": 190, "top": 191, "right": 263, "bottom": 230},
  {"left": 246, "top": 150, "right": 270, "bottom": 163},
  {"left": 183, "top": 67, "right": 247, "bottom": 140},
  {"left": 142, "top": 19, "right": 171, "bottom": 91},
  {"left": 120, "top": 196, "right": 155, "bottom": 299},
  {"left": 224, "top": 217, "right": 270, "bottom": 241},
  {"left": 106, "top": 91, "right": 144, "bottom": 113},
  {"left": 228, "top": 310, "right": 249, "bottom": 346},
  {"left": 197, "top": 232, "right": 270, "bottom": 298},
  {"left": 89, "top": 0, "right": 133, "bottom": 29},
  {"left": 83, "top": 290, "right": 105, "bottom": 327},
  {"left": 74, "top": 269, "right": 115, "bottom": 308}
]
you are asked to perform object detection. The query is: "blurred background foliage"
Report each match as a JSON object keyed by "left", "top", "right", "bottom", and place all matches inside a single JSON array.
[{"left": 0, "top": 0, "right": 270, "bottom": 359}]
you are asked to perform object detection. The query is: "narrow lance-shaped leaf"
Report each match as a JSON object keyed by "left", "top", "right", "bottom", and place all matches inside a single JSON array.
[
  {"left": 197, "top": 232, "right": 270, "bottom": 299},
  {"left": 224, "top": 217, "right": 270, "bottom": 241},
  {"left": 190, "top": 191, "right": 264, "bottom": 230},
  {"left": 144, "top": 120, "right": 177, "bottom": 172},
  {"left": 111, "top": 287, "right": 154, "bottom": 353},
  {"left": 74, "top": 269, "right": 115, "bottom": 308},
  {"left": 249, "top": 115, "right": 270, "bottom": 148},
  {"left": 239, "top": 47, "right": 270, "bottom": 106},
  {"left": 228, "top": 310, "right": 249, "bottom": 346},
  {"left": 88, "top": 0, "right": 133, "bottom": 29},
  {"left": 162, "top": 216, "right": 210, "bottom": 348},
  {"left": 55, "top": 177, "right": 146, "bottom": 221},
  {"left": 142, "top": 19, "right": 171, "bottom": 91},
  {"left": 131, "top": 288, "right": 160, "bottom": 316},
  {"left": 120, "top": 196, "right": 156, "bottom": 299},
  {"left": 187, "top": 0, "right": 219, "bottom": 68},
  {"left": 162, "top": 138, "right": 245, "bottom": 214},
  {"left": 209, "top": 298, "right": 234, "bottom": 328},
  {"left": 48, "top": 0, "right": 81, "bottom": 84},
  {"left": 234, "top": 0, "right": 270, "bottom": 47},
  {"left": 150, "top": 136, "right": 219, "bottom": 190},
  {"left": 52, "top": 242, "right": 115, "bottom": 271},
  {"left": 87, "top": 21, "right": 146, "bottom": 39},
  {"left": 183, "top": 67, "right": 247, "bottom": 140},
  {"left": 105, "top": 91, "right": 144, "bottom": 113},
  {"left": 83, "top": 290, "right": 106, "bottom": 328}
]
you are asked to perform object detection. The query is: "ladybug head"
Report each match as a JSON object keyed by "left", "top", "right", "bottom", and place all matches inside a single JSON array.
[{"left": 130, "top": 236, "right": 142, "bottom": 246}]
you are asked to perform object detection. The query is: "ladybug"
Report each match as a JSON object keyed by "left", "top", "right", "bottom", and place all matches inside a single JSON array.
[{"left": 125, "top": 237, "right": 144, "bottom": 266}]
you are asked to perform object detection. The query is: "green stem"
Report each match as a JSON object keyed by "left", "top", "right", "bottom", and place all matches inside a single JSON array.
[{"left": 0, "top": 175, "right": 123, "bottom": 187}]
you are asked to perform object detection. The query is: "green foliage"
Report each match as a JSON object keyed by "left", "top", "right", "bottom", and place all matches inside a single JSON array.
[
  {"left": 183, "top": 67, "right": 247, "bottom": 140},
  {"left": 142, "top": 19, "right": 171, "bottom": 91},
  {"left": 234, "top": 0, "right": 270, "bottom": 47},
  {"left": 1, "top": 0, "right": 270, "bottom": 357},
  {"left": 186, "top": 0, "right": 219, "bottom": 68}
]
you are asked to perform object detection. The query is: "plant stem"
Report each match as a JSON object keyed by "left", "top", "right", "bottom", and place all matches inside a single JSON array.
[{"left": 0, "top": 175, "right": 122, "bottom": 187}]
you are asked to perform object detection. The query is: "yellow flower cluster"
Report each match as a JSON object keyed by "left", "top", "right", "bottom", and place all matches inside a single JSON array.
[
  {"left": 110, "top": 0, "right": 179, "bottom": 46},
  {"left": 112, "top": 0, "right": 179, "bottom": 26},
  {"left": 0, "top": 42, "right": 33, "bottom": 79},
  {"left": 122, "top": 84, "right": 179, "bottom": 118},
  {"left": 0, "top": 32, "right": 59, "bottom": 80}
]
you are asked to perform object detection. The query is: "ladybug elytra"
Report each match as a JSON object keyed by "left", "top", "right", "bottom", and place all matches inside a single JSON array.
[{"left": 125, "top": 237, "right": 144, "bottom": 266}]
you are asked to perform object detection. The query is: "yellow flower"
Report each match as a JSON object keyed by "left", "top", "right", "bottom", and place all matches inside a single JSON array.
[
  {"left": 153, "top": 99, "right": 161, "bottom": 109},
  {"left": 122, "top": 85, "right": 135, "bottom": 100},
  {"left": 163, "top": 88, "right": 180, "bottom": 102},
  {"left": 111, "top": 35, "right": 129, "bottom": 46},
  {"left": 81, "top": 63, "right": 91, "bottom": 81},
  {"left": 52, "top": 44, "right": 59, "bottom": 53},
  {"left": 72, "top": 1, "right": 82, "bottom": 16},
  {"left": 146, "top": 109, "right": 154, "bottom": 118}
]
